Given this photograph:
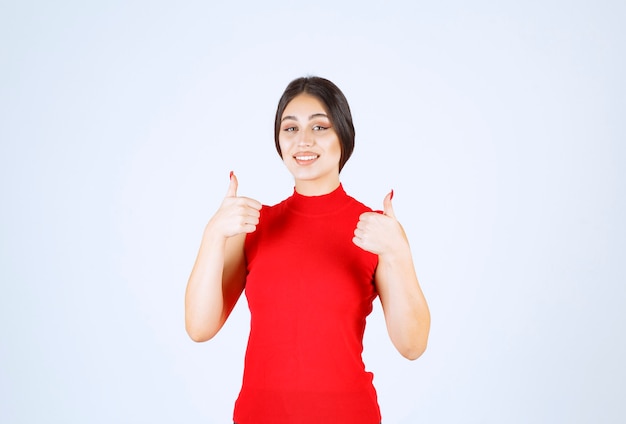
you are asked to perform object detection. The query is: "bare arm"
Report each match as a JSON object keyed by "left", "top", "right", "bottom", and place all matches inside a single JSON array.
[
  {"left": 184, "top": 173, "right": 261, "bottom": 342},
  {"left": 353, "top": 191, "right": 431, "bottom": 360},
  {"left": 374, "top": 242, "right": 430, "bottom": 360}
]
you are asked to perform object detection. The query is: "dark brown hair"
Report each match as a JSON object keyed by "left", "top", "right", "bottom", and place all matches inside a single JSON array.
[{"left": 274, "top": 76, "right": 355, "bottom": 172}]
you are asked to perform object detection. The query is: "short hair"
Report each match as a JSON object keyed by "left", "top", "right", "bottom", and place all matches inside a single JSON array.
[{"left": 274, "top": 76, "right": 355, "bottom": 172}]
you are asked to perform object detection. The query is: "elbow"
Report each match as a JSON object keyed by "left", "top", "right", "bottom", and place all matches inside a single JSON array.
[
  {"left": 394, "top": 331, "right": 429, "bottom": 361},
  {"left": 401, "top": 311, "right": 431, "bottom": 360},
  {"left": 185, "top": 321, "right": 219, "bottom": 343},
  {"left": 185, "top": 307, "right": 226, "bottom": 342},
  {"left": 187, "top": 330, "right": 211, "bottom": 343},
  {"left": 401, "top": 340, "right": 428, "bottom": 361}
]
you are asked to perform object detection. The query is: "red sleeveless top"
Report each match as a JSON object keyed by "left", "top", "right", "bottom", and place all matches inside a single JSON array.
[{"left": 234, "top": 185, "right": 381, "bottom": 423}]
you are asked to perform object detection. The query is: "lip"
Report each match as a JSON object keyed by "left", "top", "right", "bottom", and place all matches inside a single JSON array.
[{"left": 293, "top": 151, "right": 320, "bottom": 164}]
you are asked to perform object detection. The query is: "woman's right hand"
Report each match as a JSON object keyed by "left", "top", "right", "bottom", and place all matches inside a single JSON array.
[
  {"left": 206, "top": 172, "right": 262, "bottom": 239},
  {"left": 186, "top": 171, "right": 257, "bottom": 341}
]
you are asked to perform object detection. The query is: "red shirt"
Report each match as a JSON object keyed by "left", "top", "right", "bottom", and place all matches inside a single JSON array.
[{"left": 234, "top": 185, "right": 380, "bottom": 424}]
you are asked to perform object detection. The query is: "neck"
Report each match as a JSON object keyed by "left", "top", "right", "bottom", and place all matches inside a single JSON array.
[{"left": 294, "top": 178, "right": 341, "bottom": 196}]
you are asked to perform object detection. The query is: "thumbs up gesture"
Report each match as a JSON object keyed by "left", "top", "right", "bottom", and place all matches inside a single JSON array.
[
  {"left": 353, "top": 190, "right": 409, "bottom": 256},
  {"left": 207, "top": 172, "right": 262, "bottom": 239}
]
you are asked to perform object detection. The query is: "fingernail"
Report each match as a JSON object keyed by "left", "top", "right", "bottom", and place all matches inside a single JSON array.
[
  {"left": 229, "top": 171, "right": 234, "bottom": 179},
  {"left": 390, "top": 189, "right": 394, "bottom": 200}
]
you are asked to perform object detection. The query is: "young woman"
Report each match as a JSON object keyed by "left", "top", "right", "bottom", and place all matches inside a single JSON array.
[{"left": 185, "top": 76, "right": 430, "bottom": 424}]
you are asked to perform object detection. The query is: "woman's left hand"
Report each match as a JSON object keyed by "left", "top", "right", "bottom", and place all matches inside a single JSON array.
[
  {"left": 353, "top": 190, "right": 409, "bottom": 256},
  {"left": 354, "top": 191, "right": 430, "bottom": 360}
]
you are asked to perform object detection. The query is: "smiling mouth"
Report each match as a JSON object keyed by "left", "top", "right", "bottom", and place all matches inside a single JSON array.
[{"left": 294, "top": 154, "right": 319, "bottom": 161}]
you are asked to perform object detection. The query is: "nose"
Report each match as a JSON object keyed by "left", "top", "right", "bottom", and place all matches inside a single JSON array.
[{"left": 297, "top": 129, "right": 314, "bottom": 147}]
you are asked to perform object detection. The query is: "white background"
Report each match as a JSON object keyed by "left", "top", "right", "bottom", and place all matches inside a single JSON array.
[{"left": 1, "top": 1, "right": 624, "bottom": 423}]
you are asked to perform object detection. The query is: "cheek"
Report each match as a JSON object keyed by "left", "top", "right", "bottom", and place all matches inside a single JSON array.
[{"left": 330, "top": 137, "right": 342, "bottom": 157}]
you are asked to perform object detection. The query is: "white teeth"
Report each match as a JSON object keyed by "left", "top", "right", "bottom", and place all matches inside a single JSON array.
[{"left": 295, "top": 155, "right": 318, "bottom": 161}]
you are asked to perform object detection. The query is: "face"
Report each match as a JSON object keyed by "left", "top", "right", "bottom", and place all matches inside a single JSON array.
[{"left": 279, "top": 93, "right": 342, "bottom": 195}]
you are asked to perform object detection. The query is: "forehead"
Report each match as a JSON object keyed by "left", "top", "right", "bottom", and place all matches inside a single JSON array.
[{"left": 282, "top": 93, "right": 328, "bottom": 119}]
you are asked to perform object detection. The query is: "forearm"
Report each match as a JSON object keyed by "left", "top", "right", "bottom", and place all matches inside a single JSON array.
[
  {"left": 377, "top": 249, "right": 431, "bottom": 360},
  {"left": 185, "top": 227, "right": 245, "bottom": 342}
]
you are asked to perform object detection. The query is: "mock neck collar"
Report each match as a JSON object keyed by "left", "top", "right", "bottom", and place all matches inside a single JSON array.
[{"left": 286, "top": 184, "right": 350, "bottom": 216}]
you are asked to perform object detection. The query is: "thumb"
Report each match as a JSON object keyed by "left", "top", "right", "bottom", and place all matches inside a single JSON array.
[
  {"left": 383, "top": 189, "right": 396, "bottom": 218},
  {"left": 226, "top": 171, "right": 238, "bottom": 197}
]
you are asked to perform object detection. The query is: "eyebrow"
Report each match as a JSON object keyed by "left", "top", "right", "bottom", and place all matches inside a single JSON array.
[{"left": 281, "top": 113, "right": 329, "bottom": 122}]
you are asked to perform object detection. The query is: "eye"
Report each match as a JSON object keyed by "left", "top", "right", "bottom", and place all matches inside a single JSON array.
[
  {"left": 283, "top": 126, "right": 297, "bottom": 132},
  {"left": 313, "top": 125, "right": 329, "bottom": 131}
]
